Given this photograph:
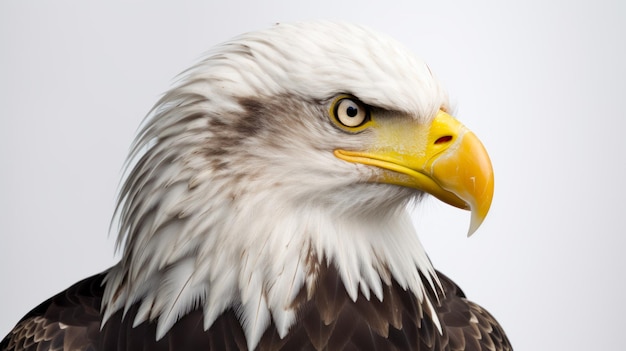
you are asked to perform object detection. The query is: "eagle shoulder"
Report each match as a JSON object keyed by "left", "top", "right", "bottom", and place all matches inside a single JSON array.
[
  {"left": 1, "top": 273, "right": 104, "bottom": 351},
  {"left": 433, "top": 272, "right": 513, "bottom": 351}
]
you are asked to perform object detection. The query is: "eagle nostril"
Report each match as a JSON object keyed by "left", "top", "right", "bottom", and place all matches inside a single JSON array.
[{"left": 435, "top": 135, "right": 453, "bottom": 145}]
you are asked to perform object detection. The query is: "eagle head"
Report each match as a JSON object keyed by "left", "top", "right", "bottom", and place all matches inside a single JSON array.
[{"left": 102, "top": 21, "right": 494, "bottom": 349}]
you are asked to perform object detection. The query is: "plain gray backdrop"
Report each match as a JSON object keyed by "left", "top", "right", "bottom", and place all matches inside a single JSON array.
[{"left": 1, "top": 1, "right": 624, "bottom": 350}]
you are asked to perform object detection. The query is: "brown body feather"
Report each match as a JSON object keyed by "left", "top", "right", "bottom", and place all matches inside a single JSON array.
[{"left": 1, "top": 267, "right": 511, "bottom": 351}]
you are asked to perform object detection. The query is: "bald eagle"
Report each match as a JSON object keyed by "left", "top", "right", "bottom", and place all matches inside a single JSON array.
[{"left": 1, "top": 21, "right": 511, "bottom": 351}]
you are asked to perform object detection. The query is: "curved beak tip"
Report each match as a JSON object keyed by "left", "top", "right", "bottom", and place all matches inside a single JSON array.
[
  {"left": 468, "top": 212, "right": 484, "bottom": 237},
  {"left": 466, "top": 175, "right": 494, "bottom": 237}
]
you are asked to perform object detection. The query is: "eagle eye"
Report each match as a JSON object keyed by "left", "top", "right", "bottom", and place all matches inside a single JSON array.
[{"left": 331, "top": 96, "right": 370, "bottom": 129}]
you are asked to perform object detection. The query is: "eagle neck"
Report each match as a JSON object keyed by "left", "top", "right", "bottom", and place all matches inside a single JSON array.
[{"left": 103, "top": 197, "right": 440, "bottom": 349}]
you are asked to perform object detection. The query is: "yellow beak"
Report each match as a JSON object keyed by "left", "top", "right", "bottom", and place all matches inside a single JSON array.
[{"left": 334, "top": 110, "right": 494, "bottom": 236}]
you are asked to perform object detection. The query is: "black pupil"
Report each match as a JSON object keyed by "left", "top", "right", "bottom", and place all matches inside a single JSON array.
[{"left": 346, "top": 105, "right": 358, "bottom": 117}]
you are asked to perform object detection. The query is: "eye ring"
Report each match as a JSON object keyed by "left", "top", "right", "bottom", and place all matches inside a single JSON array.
[{"left": 332, "top": 97, "right": 370, "bottom": 128}]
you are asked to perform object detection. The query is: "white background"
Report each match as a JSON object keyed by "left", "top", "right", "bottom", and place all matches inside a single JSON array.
[{"left": 1, "top": 1, "right": 624, "bottom": 350}]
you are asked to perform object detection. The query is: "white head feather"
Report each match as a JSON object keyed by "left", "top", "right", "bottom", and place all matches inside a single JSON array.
[{"left": 102, "top": 21, "right": 449, "bottom": 350}]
